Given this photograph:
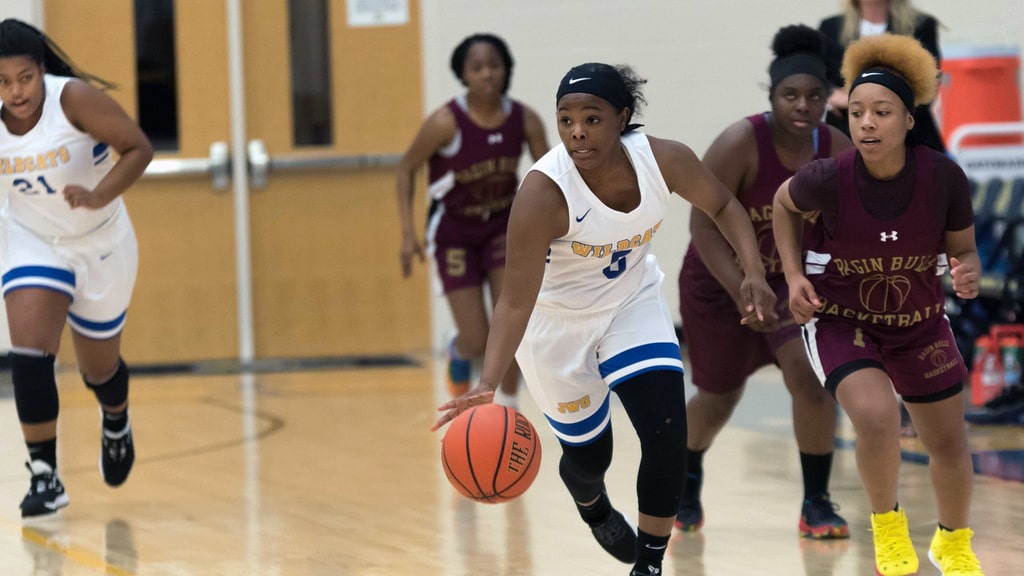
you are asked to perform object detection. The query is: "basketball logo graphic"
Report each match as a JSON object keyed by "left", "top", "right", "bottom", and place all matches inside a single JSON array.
[{"left": 859, "top": 274, "right": 912, "bottom": 313}]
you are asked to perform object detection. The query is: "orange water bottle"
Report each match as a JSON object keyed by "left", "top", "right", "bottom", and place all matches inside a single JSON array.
[
  {"left": 991, "top": 325, "right": 1024, "bottom": 387},
  {"left": 1000, "top": 334, "right": 1022, "bottom": 390},
  {"left": 970, "top": 335, "right": 1004, "bottom": 407}
]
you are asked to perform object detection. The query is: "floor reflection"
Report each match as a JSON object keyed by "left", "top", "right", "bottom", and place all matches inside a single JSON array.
[
  {"left": 668, "top": 531, "right": 705, "bottom": 576},
  {"left": 22, "top": 524, "right": 66, "bottom": 576},
  {"left": 503, "top": 499, "right": 533, "bottom": 576},
  {"left": 104, "top": 518, "right": 138, "bottom": 573},
  {"left": 799, "top": 537, "right": 850, "bottom": 576},
  {"left": 451, "top": 492, "right": 535, "bottom": 575},
  {"left": 972, "top": 449, "right": 1024, "bottom": 481}
]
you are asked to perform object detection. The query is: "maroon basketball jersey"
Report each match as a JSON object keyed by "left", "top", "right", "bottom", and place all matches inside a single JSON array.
[
  {"left": 806, "top": 145, "right": 947, "bottom": 333},
  {"left": 427, "top": 97, "right": 526, "bottom": 221},
  {"left": 683, "top": 113, "right": 832, "bottom": 296}
]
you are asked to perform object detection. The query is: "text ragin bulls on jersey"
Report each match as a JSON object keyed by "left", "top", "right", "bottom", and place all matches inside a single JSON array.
[
  {"left": 831, "top": 254, "right": 939, "bottom": 277},
  {"left": 454, "top": 156, "right": 519, "bottom": 184}
]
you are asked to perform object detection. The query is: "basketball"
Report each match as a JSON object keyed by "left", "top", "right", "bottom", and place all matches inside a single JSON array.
[{"left": 441, "top": 403, "right": 542, "bottom": 503}]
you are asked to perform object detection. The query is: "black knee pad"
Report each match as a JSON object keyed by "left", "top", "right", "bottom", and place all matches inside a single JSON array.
[
  {"left": 616, "top": 370, "right": 687, "bottom": 449},
  {"left": 558, "top": 426, "right": 614, "bottom": 502},
  {"left": 615, "top": 370, "right": 688, "bottom": 517},
  {"left": 84, "top": 358, "right": 129, "bottom": 407},
  {"left": 10, "top": 352, "right": 59, "bottom": 424}
]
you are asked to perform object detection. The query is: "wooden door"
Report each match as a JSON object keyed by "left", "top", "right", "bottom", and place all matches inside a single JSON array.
[{"left": 43, "top": 0, "right": 430, "bottom": 364}]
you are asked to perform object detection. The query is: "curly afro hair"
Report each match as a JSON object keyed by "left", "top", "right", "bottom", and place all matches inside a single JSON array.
[
  {"left": 772, "top": 24, "right": 824, "bottom": 60},
  {"left": 841, "top": 33, "right": 939, "bottom": 106}
]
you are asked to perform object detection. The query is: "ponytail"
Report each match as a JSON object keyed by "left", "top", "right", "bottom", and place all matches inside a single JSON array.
[{"left": 0, "top": 19, "right": 115, "bottom": 90}]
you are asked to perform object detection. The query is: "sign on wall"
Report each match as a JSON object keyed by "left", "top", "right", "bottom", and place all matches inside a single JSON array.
[{"left": 347, "top": 0, "right": 408, "bottom": 27}]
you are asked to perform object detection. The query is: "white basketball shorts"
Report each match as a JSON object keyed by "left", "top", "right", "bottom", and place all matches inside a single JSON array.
[
  {"left": 515, "top": 280, "right": 683, "bottom": 446},
  {"left": 1, "top": 206, "right": 138, "bottom": 339}
]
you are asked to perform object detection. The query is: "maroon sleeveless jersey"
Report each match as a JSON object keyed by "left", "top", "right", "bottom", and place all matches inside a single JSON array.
[
  {"left": 427, "top": 98, "right": 526, "bottom": 221},
  {"left": 806, "top": 145, "right": 947, "bottom": 333},
  {"left": 682, "top": 113, "right": 832, "bottom": 300}
]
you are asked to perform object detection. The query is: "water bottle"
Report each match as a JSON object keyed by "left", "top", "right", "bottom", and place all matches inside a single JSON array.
[
  {"left": 992, "top": 326, "right": 1024, "bottom": 391},
  {"left": 976, "top": 342, "right": 1005, "bottom": 406},
  {"left": 1003, "top": 338, "right": 1022, "bottom": 389}
]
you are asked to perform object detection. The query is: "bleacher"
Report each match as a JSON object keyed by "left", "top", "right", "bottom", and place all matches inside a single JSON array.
[
  {"left": 971, "top": 174, "right": 1024, "bottom": 297},
  {"left": 944, "top": 126, "right": 1024, "bottom": 367}
]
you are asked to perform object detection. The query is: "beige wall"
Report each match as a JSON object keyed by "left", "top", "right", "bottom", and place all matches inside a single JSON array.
[
  {"left": 9, "top": 1, "right": 1024, "bottom": 354},
  {"left": 421, "top": 0, "right": 1024, "bottom": 337},
  {"left": 4, "top": 0, "right": 44, "bottom": 24}
]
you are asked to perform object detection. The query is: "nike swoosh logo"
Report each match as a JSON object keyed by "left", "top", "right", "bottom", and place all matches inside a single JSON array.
[
  {"left": 644, "top": 544, "right": 667, "bottom": 550},
  {"left": 575, "top": 208, "right": 592, "bottom": 222},
  {"left": 568, "top": 77, "right": 591, "bottom": 85},
  {"left": 861, "top": 72, "right": 884, "bottom": 77},
  {"left": 100, "top": 252, "right": 114, "bottom": 261}
]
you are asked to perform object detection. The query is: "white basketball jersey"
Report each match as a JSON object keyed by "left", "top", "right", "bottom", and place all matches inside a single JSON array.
[
  {"left": 0, "top": 74, "right": 120, "bottom": 238},
  {"left": 530, "top": 132, "right": 670, "bottom": 313}
]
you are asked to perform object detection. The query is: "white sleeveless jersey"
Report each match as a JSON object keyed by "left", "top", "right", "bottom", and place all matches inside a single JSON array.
[
  {"left": 531, "top": 132, "right": 670, "bottom": 314},
  {"left": 0, "top": 74, "right": 120, "bottom": 238}
]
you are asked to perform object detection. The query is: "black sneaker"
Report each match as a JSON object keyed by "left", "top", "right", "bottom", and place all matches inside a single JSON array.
[
  {"left": 630, "top": 563, "right": 662, "bottom": 576},
  {"left": 799, "top": 494, "right": 850, "bottom": 539},
  {"left": 101, "top": 421, "right": 135, "bottom": 487},
  {"left": 983, "top": 385, "right": 1024, "bottom": 410},
  {"left": 674, "top": 499, "right": 704, "bottom": 532},
  {"left": 675, "top": 470, "right": 705, "bottom": 531},
  {"left": 20, "top": 461, "right": 69, "bottom": 518},
  {"left": 590, "top": 508, "right": 637, "bottom": 564},
  {"left": 965, "top": 393, "right": 1024, "bottom": 425}
]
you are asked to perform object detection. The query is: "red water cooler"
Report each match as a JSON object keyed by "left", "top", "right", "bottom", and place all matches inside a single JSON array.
[{"left": 940, "top": 45, "right": 1022, "bottom": 147}]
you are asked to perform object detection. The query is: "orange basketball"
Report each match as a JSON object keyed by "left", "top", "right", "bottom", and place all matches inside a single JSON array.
[{"left": 441, "top": 403, "right": 542, "bottom": 503}]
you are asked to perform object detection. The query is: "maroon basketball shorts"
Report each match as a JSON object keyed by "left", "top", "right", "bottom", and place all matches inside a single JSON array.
[
  {"left": 680, "top": 275, "right": 799, "bottom": 394},
  {"left": 801, "top": 315, "right": 968, "bottom": 402},
  {"left": 426, "top": 208, "right": 510, "bottom": 295}
]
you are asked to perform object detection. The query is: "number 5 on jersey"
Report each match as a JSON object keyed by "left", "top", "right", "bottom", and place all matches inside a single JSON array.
[{"left": 603, "top": 249, "right": 632, "bottom": 279}]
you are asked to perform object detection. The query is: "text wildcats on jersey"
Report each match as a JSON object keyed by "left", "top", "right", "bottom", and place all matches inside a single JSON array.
[
  {"left": 1, "top": 146, "right": 72, "bottom": 175},
  {"left": 570, "top": 221, "right": 662, "bottom": 259}
]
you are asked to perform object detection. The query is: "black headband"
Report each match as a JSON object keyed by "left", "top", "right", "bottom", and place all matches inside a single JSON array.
[
  {"left": 556, "top": 65, "right": 632, "bottom": 111},
  {"left": 849, "top": 67, "right": 915, "bottom": 111},
  {"left": 769, "top": 53, "right": 828, "bottom": 89},
  {"left": 556, "top": 64, "right": 643, "bottom": 133}
]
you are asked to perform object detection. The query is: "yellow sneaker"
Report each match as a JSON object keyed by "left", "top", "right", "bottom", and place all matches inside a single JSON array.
[
  {"left": 871, "top": 508, "right": 919, "bottom": 575},
  {"left": 929, "top": 527, "right": 984, "bottom": 575}
]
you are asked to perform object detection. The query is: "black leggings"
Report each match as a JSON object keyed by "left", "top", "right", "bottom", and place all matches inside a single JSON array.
[{"left": 558, "top": 370, "right": 687, "bottom": 517}]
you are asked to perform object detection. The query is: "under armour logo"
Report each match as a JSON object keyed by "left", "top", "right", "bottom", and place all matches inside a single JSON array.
[
  {"left": 487, "top": 133, "right": 503, "bottom": 145},
  {"left": 880, "top": 231, "right": 898, "bottom": 242}
]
